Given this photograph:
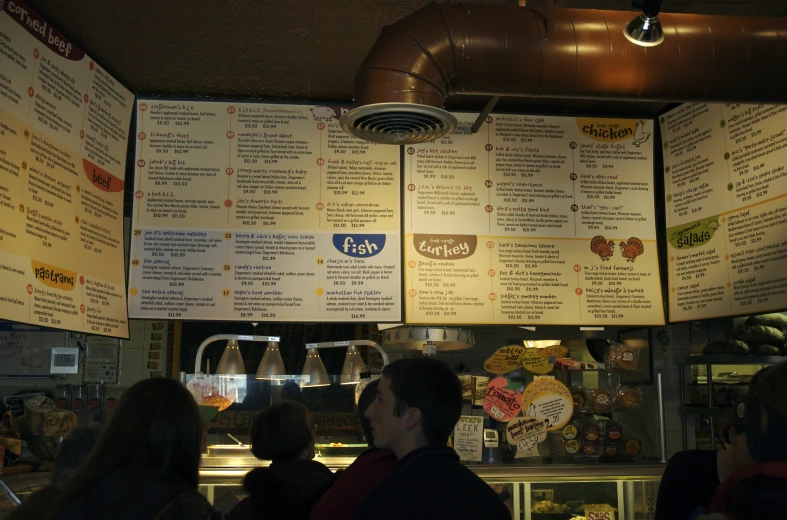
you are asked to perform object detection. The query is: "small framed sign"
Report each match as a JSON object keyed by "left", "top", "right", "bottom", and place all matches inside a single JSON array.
[{"left": 50, "top": 347, "right": 79, "bottom": 374}]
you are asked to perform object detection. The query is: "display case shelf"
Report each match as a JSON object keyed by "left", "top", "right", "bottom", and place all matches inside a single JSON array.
[{"left": 681, "top": 355, "right": 784, "bottom": 365}]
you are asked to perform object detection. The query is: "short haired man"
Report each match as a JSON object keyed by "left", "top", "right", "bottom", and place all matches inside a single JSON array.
[
  {"left": 354, "top": 357, "right": 510, "bottom": 520},
  {"left": 310, "top": 379, "right": 398, "bottom": 520}
]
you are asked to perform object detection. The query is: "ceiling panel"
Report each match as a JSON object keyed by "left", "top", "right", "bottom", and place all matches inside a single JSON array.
[{"left": 26, "top": 0, "right": 787, "bottom": 115}]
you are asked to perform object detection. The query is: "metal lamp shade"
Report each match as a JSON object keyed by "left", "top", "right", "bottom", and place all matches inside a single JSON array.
[
  {"left": 624, "top": 14, "right": 664, "bottom": 47},
  {"left": 301, "top": 348, "right": 330, "bottom": 387},
  {"left": 216, "top": 339, "right": 246, "bottom": 375},
  {"left": 256, "top": 342, "right": 287, "bottom": 380},
  {"left": 340, "top": 345, "right": 367, "bottom": 385}
]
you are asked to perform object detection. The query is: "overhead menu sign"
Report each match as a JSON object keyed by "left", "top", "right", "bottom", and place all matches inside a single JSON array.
[
  {"left": 0, "top": 0, "right": 133, "bottom": 337},
  {"left": 128, "top": 100, "right": 401, "bottom": 322},
  {"left": 403, "top": 113, "right": 664, "bottom": 326},
  {"left": 662, "top": 103, "right": 787, "bottom": 321}
]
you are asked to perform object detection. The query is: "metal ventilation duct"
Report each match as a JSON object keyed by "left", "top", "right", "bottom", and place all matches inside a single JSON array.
[{"left": 341, "top": 2, "right": 787, "bottom": 144}]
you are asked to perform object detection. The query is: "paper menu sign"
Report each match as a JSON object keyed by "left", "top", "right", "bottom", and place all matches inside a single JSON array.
[
  {"left": 521, "top": 377, "right": 573, "bottom": 431},
  {"left": 585, "top": 505, "right": 616, "bottom": 520},
  {"left": 453, "top": 415, "right": 483, "bottom": 462},
  {"left": 128, "top": 100, "right": 401, "bottom": 322},
  {"left": 403, "top": 113, "right": 664, "bottom": 326},
  {"left": 505, "top": 416, "right": 548, "bottom": 458},
  {"left": 0, "top": 0, "right": 133, "bottom": 337},
  {"left": 483, "top": 344, "right": 525, "bottom": 374},
  {"left": 521, "top": 348, "right": 554, "bottom": 375},
  {"left": 483, "top": 376, "right": 523, "bottom": 422},
  {"left": 661, "top": 103, "right": 787, "bottom": 321}
]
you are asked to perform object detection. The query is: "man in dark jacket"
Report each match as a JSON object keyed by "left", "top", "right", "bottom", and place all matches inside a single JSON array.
[
  {"left": 354, "top": 357, "right": 510, "bottom": 520},
  {"left": 311, "top": 379, "right": 397, "bottom": 520}
]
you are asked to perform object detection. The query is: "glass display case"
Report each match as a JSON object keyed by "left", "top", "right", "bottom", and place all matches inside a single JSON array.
[{"left": 198, "top": 455, "right": 663, "bottom": 520}]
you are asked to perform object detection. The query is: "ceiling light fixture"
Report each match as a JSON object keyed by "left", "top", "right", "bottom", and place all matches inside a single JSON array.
[
  {"left": 624, "top": 0, "right": 664, "bottom": 47},
  {"left": 303, "top": 340, "right": 390, "bottom": 386},
  {"left": 193, "top": 334, "right": 282, "bottom": 376},
  {"left": 340, "top": 345, "right": 367, "bottom": 385},
  {"left": 301, "top": 346, "right": 331, "bottom": 387},
  {"left": 255, "top": 341, "right": 287, "bottom": 380},
  {"left": 215, "top": 339, "right": 246, "bottom": 375}
]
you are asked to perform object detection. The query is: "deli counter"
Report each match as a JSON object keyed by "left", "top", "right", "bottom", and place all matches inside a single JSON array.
[
  {"left": 0, "top": 457, "right": 662, "bottom": 520},
  {"left": 197, "top": 447, "right": 662, "bottom": 520}
]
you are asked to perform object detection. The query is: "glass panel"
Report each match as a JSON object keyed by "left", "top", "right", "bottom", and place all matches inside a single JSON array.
[{"left": 528, "top": 481, "right": 618, "bottom": 520}]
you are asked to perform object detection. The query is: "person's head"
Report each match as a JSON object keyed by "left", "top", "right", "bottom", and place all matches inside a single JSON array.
[
  {"left": 47, "top": 378, "right": 203, "bottom": 517},
  {"left": 50, "top": 426, "right": 101, "bottom": 487},
  {"left": 745, "top": 361, "right": 787, "bottom": 463},
  {"left": 720, "top": 395, "right": 750, "bottom": 468},
  {"left": 357, "top": 379, "right": 380, "bottom": 446},
  {"left": 250, "top": 401, "right": 316, "bottom": 462},
  {"left": 364, "top": 357, "right": 462, "bottom": 458}
]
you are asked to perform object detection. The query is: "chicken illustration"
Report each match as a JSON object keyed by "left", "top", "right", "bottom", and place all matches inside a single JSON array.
[
  {"left": 632, "top": 121, "right": 651, "bottom": 147},
  {"left": 619, "top": 237, "right": 644, "bottom": 262},
  {"left": 590, "top": 235, "right": 615, "bottom": 261}
]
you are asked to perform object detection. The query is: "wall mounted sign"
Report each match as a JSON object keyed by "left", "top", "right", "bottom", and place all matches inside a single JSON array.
[{"left": 0, "top": 0, "right": 133, "bottom": 337}]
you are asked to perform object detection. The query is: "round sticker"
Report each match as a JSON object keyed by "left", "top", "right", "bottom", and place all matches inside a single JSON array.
[
  {"left": 584, "top": 424, "right": 599, "bottom": 441},
  {"left": 626, "top": 438, "right": 642, "bottom": 455},
  {"left": 484, "top": 344, "right": 526, "bottom": 375},
  {"left": 572, "top": 389, "right": 586, "bottom": 408},
  {"left": 521, "top": 377, "right": 574, "bottom": 431},
  {"left": 483, "top": 376, "right": 523, "bottom": 422},
  {"left": 605, "top": 442, "right": 620, "bottom": 456},
  {"left": 522, "top": 348, "right": 554, "bottom": 375},
  {"left": 562, "top": 424, "right": 578, "bottom": 440},
  {"left": 607, "top": 424, "right": 622, "bottom": 440},
  {"left": 583, "top": 440, "right": 598, "bottom": 455},
  {"left": 565, "top": 439, "right": 580, "bottom": 454}
]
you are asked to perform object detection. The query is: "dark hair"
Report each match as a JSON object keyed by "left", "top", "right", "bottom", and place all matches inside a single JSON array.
[
  {"left": 746, "top": 361, "right": 787, "bottom": 462},
  {"left": 720, "top": 392, "right": 747, "bottom": 445},
  {"left": 51, "top": 426, "right": 101, "bottom": 487},
  {"left": 382, "top": 357, "right": 462, "bottom": 446},
  {"left": 46, "top": 378, "right": 203, "bottom": 517},
  {"left": 250, "top": 401, "right": 314, "bottom": 462},
  {"left": 357, "top": 379, "right": 380, "bottom": 445}
]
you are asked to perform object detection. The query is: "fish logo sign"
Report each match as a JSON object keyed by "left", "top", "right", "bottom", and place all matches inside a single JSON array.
[{"left": 332, "top": 234, "right": 386, "bottom": 258}]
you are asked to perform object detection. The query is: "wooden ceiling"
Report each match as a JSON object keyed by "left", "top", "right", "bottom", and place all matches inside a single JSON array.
[{"left": 27, "top": 0, "right": 787, "bottom": 117}]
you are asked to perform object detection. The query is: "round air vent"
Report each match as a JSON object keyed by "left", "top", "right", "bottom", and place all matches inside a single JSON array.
[{"left": 340, "top": 103, "right": 458, "bottom": 145}]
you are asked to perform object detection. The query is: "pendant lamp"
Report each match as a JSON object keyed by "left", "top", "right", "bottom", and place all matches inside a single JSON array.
[
  {"left": 301, "top": 347, "right": 330, "bottom": 387},
  {"left": 256, "top": 341, "right": 287, "bottom": 380},
  {"left": 339, "top": 345, "right": 367, "bottom": 385},
  {"left": 216, "top": 339, "right": 245, "bottom": 375}
]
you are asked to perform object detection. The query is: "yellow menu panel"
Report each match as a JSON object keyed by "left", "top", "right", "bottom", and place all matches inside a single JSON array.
[
  {"left": 128, "top": 101, "right": 401, "bottom": 322},
  {"left": 0, "top": 1, "right": 133, "bottom": 337},
  {"left": 662, "top": 103, "right": 787, "bottom": 321},
  {"left": 404, "top": 113, "right": 664, "bottom": 326}
]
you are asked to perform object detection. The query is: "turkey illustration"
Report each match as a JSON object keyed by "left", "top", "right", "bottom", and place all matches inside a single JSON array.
[
  {"left": 620, "top": 237, "right": 644, "bottom": 262},
  {"left": 590, "top": 236, "right": 615, "bottom": 260}
]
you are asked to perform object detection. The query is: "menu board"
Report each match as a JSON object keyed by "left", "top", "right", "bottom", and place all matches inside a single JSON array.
[
  {"left": 128, "top": 100, "right": 401, "bottom": 322},
  {"left": 403, "top": 113, "right": 664, "bottom": 325},
  {"left": 662, "top": 103, "right": 787, "bottom": 321},
  {"left": 0, "top": 0, "right": 133, "bottom": 337}
]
